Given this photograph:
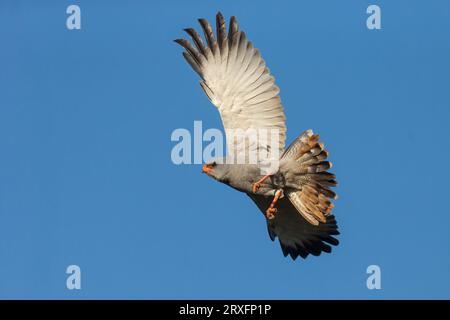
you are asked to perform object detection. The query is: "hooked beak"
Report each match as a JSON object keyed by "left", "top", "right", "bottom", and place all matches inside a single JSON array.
[{"left": 202, "top": 164, "right": 213, "bottom": 174}]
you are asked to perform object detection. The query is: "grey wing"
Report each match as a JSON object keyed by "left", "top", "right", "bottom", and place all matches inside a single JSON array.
[
  {"left": 175, "top": 12, "right": 286, "bottom": 160},
  {"left": 247, "top": 193, "right": 339, "bottom": 260}
]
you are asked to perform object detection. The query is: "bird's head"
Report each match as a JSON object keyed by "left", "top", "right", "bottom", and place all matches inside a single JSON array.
[{"left": 202, "top": 159, "right": 230, "bottom": 183}]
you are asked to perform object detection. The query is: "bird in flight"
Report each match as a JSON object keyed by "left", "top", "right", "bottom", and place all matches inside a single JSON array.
[{"left": 175, "top": 12, "right": 339, "bottom": 260}]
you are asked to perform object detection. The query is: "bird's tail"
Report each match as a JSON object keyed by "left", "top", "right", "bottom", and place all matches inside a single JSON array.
[{"left": 281, "top": 130, "right": 337, "bottom": 225}]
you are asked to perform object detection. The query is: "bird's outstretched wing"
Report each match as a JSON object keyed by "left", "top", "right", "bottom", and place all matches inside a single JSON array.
[
  {"left": 175, "top": 12, "right": 286, "bottom": 160},
  {"left": 247, "top": 193, "right": 340, "bottom": 260}
]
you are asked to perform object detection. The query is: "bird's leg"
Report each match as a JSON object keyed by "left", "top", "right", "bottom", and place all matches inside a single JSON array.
[
  {"left": 252, "top": 174, "right": 272, "bottom": 193},
  {"left": 266, "top": 189, "right": 283, "bottom": 220}
]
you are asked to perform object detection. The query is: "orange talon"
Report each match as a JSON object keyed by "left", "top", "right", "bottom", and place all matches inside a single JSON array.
[
  {"left": 252, "top": 174, "right": 272, "bottom": 194},
  {"left": 252, "top": 182, "right": 267, "bottom": 193},
  {"left": 266, "top": 207, "right": 277, "bottom": 220},
  {"left": 265, "top": 190, "right": 283, "bottom": 220}
]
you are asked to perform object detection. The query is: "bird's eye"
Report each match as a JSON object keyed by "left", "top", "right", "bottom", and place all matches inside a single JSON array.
[
  {"left": 206, "top": 161, "right": 216, "bottom": 167},
  {"left": 205, "top": 161, "right": 216, "bottom": 168}
]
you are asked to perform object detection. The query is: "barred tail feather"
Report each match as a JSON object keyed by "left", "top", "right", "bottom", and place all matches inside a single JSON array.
[{"left": 282, "top": 130, "right": 338, "bottom": 226}]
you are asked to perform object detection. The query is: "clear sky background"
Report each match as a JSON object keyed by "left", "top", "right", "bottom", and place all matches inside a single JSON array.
[{"left": 0, "top": 0, "right": 449, "bottom": 299}]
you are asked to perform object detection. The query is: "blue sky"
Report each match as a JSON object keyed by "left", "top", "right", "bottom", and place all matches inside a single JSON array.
[{"left": 0, "top": 0, "right": 449, "bottom": 299}]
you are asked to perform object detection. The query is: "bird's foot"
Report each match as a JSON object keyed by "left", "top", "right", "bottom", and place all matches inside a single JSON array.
[
  {"left": 252, "top": 182, "right": 267, "bottom": 193},
  {"left": 252, "top": 174, "right": 272, "bottom": 193},
  {"left": 265, "top": 207, "right": 277, "bottom": 220},
  {"left": 265, "top": 189, "right": 283, "bottom": 220}
]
